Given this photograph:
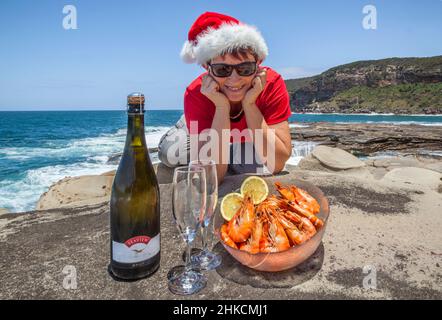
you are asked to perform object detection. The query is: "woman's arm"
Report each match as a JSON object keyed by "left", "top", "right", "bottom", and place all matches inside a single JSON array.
[
  {"left": 242, "top": 69, "right": 292, "bottom": 173},
  {"left": 199, "top": 74, "right": 231, "bottom": 184},
  {"left": 242, "top": 103, "right": 292, "bottom": 173}
]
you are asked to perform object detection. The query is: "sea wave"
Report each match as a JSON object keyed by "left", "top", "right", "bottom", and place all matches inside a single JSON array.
[
  {"left": 289, "top": 123, "right": 310, "bottom": 128},
  {"left": 0, "top": 126, "right": 170, "bottom": 161},
  {"left": 0, "top": 126, "right": 170, "bottom": 213},
  {"left": 0, "top": 162, "right": 117, "bottom": 213},
  {"left": 286, "top": 141, "right": 319, "bottom": 166}
]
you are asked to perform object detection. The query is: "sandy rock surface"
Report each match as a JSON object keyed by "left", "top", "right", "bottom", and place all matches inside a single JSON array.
[
  {"left": 1, "top": 157, "right": 441, "bottom": 299},
  {"left": 36, "top": 174, "right": 114, "bottom": 211},
  {"left": 312, "top": 146, "right": 366, "bottom": 169}
]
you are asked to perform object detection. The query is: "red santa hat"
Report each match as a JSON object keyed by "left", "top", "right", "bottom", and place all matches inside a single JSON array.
[{"left": 180, "top": 12, "right": 269, "bottom": 65}]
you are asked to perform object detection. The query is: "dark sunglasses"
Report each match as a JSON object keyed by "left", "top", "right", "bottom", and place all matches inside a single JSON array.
[{"left": 208, "top": 61, "right": 257, "bottom": 77}]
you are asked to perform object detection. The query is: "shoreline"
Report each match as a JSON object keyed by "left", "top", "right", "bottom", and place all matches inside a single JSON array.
[
  {"left": 1, "top": 148, "right": 441, "bottom": 299},
  {"left": 1, "top": 121, "right": 442, "bottom": 214}
]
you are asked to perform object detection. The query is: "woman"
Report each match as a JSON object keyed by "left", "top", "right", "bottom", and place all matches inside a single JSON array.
[{"left": 158, "top": 12, "right": 292, "bottom": 183}]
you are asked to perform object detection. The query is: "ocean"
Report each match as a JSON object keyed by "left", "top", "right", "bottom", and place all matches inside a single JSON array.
[{"left": 1, "top": 110, "right": 441, "bottom": 213}]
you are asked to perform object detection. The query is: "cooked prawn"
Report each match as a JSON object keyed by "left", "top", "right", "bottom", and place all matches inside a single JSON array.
[
  {"left": 239, "top": 212, "right": 263, "bottom": 254},
  {"left": 281, "top": 210, "right": 317, "bottom": 243},
  {"left": 259, "top": 209, "right": 290, "bottom": 253},
  {"left": 220, "top": 224, "right": 237, "bottom": 249},
  {"left": 228, "top": 195, "right": 255, "bottom": 243}
]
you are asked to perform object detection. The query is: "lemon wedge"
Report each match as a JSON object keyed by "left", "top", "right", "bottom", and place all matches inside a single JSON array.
[
  {"left": 220, "top": 193, "right": 244, "bottom": 221},
  {"left": 240, "top": 176, "right": 269, "bottom": 205}
]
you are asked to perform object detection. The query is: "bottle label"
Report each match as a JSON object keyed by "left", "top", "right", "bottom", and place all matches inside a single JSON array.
[{"left": 112, "top": 234, "right": 160, "bottom": 264}]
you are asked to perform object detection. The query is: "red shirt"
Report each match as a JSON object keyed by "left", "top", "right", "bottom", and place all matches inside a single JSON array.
[{"left": 184, "top": 67, "right": 292, "bottom": 142}]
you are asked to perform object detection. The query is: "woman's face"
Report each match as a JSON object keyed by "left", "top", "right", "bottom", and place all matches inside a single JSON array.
[{"left": 208, "top": 52, "right": 258, "bottom": 103}]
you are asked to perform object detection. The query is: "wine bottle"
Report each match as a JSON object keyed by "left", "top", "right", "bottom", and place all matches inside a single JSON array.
[{"left": 109, "top": 92, "right": 160, "bottom": 280}]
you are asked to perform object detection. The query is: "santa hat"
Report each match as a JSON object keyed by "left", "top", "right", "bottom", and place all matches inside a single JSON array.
[{"left": 180, "top": 12, "right": 268, "bottom": 65}]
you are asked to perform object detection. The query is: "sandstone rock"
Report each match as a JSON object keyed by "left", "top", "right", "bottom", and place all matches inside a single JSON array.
[
  {"left": 290, "top": 122, "right": 442, "bottom": 156},
  {"left": 374, "top": 157, "right": 428, "bottom": 169},
  {"left": 36, "top": 175, "right": 114, "bottom": 211},
  {"left": 1, "top": 168, "right": 442, "bottom": 299},
  {"left": 311, "top": 146, "right": 366, "bottom": 170},
  {"left": 287, "top": 56, "right": 442, "bottom": 114},
  {"left": 101, "top": 170, "right": 116, "bottom": 177},
  {"left": 35, "top": 164, "right": 170, "bottom": 211},
  {"left": 0, "top": 208, "right": 10, "bottom": 215},
  {"left": 381, "top": 167, "right": 442, "bottom": 189},
  {"left": 424, "top": 162, "right": 442, "bottom": 174},
  {"left": 297, "top": 154, "right": 334, "bottom": 172}
]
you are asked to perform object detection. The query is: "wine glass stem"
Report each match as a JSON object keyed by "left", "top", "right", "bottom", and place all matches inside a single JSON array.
[
  {"left": 201, "top": 225, "right": 208, "bottom": 252},
  {"left": 185, "top": 241, "right": 192, "bottom": 272}
]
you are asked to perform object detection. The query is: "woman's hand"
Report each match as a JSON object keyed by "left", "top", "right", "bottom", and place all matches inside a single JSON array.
[
  {"left": 200, "top": 74, "right": 230, "bottom": 109},
  {"left": 243, "top": 68, "right": 267, "bottom": 107}
]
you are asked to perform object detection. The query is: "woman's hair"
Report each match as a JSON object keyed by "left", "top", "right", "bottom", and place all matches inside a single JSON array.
[{"left": 217, "top": 47, "right": 259, "bottom": 62}]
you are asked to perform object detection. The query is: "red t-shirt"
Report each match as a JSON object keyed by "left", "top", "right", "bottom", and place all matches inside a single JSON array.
[{"left": 184, "top": 67, "right": 292, "bottom": 142}]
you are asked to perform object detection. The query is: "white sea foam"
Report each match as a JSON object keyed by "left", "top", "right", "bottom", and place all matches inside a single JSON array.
[
  {"left": 0, "top": 126, "right": 169, "bottom": 213},
  {"left": 286, "top": 140, "right": 319, "bottom": 166},
  {"left": 289, "top": 123, "right": 310, "bottom": 128},
  {"left": 0, "top": 162, "right": 118, "bottom": 213}
]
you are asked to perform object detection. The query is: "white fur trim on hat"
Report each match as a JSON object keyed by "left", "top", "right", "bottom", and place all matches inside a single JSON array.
[
  {"left": 180, "top": 40, "right": 197, "bottom": 63},
  {"left": 180, "top": 23, "right": 268, "bottom": 64}
]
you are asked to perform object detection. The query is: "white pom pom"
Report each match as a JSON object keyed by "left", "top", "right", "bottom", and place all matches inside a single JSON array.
[{"left": 180, "top": 41, "right": 196, "bottom": 63}]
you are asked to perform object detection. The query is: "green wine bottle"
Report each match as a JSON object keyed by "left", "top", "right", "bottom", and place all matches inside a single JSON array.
[{"left": 109, "top": 92, "right": 160, "bottom": 280}]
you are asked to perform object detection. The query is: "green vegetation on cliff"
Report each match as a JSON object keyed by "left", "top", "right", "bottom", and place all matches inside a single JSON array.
[
  {"left": 285, "top": 56, "right": 442, "bottom": 114},
  {"left": 331, "top": 83, "right": 442, "bottom": 114}
]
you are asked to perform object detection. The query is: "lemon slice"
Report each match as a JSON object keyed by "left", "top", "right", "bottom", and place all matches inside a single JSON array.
[
  {"left": 220, "top": 193, "right": 243, "bottom": 221},
  {"left": 240, "top": 176, "right": 269, "bottom": 205}
]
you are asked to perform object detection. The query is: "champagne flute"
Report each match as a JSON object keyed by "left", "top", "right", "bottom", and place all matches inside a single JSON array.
[
  {"left": 168, "top": 166, "right": 207, "bottom": 295},
  {"left": 188, "top": 159, "right": 222, "bottom": 270}
]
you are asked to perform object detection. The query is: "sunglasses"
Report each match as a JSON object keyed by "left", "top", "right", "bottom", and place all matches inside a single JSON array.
[{"left": 208, "top": 61, "right": 257, "bottom": 77}]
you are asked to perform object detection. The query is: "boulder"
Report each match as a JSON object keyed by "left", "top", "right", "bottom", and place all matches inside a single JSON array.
[
  {"left": 290, "top": 122, "right": 442, "bottom": 156},
  {"left": 381, "top": 167, "right": 442, "bottom": 189},
  {"left": 35, "top": 164, "right": 169, "bottom": 211},
  {"left": 36, "top": 175, "right": 114, "bottom": 211},
  {"left": 311, "top": 146, "right": 366, "bottom": 170}
]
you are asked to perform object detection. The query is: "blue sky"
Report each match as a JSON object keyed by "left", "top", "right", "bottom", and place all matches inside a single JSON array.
[{"left": 0, "top": 0, "right": 441, "bottom": 110}]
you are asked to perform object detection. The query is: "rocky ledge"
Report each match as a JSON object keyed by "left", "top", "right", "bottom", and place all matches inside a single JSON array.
[
  {"left": 1, "top": 146, "right": 441, "bottom": 299},
  {"left": 290, "top": 122, "right": 442, "bottom": 157}
]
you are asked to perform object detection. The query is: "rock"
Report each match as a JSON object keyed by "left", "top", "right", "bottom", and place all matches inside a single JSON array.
[
  {"left": 424, "top": 162, "right": 442, "bottom": 174},
  {"left": 35, "top": 164, "right": 168, "bottom": 211},
  {"left": 297, "top": 154, "right": 335, "bottom": 172},
  {"left": 311, "top": 146, "right": 366, "bottom": 170},
  {"left": 286, "top": 56, "right": 442, "bottom": 114},
  {"left": 290, "top": 122, "right": 442, "bottom": 156},
  {"left": 36, "top": 175, "right": 114, "bottom": 211},
  {"left": 0, "top": 208, "right": 10, "bottom": 216},
  {"left": 101, "top": 170, "right": 116, "bottom": 177},
  {"left": 374, "top": 158, "right": 416, "bottom": 168},
  {"left": 381, "top": 167, "right": 442, "bottom": 190},
  {"left": 1, "top": 168, "right": 442, "bottom": 299}
]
